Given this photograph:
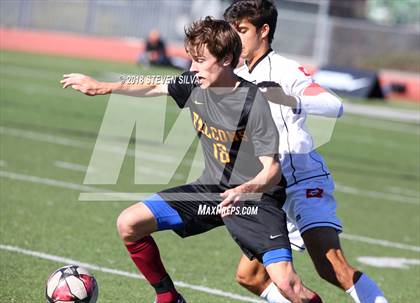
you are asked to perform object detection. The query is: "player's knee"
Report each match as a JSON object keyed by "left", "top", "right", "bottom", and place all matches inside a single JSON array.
[
  {"left": 116, "top": 208, "right": 144, "bottom": 241},
  {"left": 116, "top": 211, "right": 132, "bottom": 240}
]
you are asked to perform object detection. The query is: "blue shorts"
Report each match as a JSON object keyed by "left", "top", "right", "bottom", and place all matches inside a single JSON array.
[{"left": 143, "top": 194, "right": 184, "bottom": 231}]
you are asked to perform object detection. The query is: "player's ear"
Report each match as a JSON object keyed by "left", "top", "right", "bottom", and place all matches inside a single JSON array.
[
  {"left": 222, "top": 54, "right": 233, "bottom": 67},
  {"left": 260, "top": 24, "right": 270, "bottom": 40}
]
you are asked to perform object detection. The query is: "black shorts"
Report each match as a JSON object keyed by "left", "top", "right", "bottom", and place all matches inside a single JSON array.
[{"left": 157, "top": 182, "right": 290, "bottom": 261}]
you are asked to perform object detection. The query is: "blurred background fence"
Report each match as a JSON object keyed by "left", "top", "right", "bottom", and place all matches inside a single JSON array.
[{"left": 1, "top": 0, "right": 419, "bottom": 72}]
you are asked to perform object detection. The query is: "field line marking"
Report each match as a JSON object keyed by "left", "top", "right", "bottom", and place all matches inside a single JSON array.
[
  {"left": 343, "top": 103, "right": 420, "bottom": 124},
  {"left": 340, "top": 117, "right": 420, "bottom": 135},
  {"left": 0, "top": 244, "right": 262, "bottom": 303},
  {"left": 340, "top": 234, "right": 420, "bottom": 253},
  {"left": 0, "top": 170, "right": 105, "bottom": 193},
  {"left": 2, "top": 163, "right": 418, "bottom": 205},
  {"left": 333, "top": 132, "right": 419, "bottom": 150},
  {"left": 0, "top": 126, "right": 202, "bottom": 168},
  {"left": 2, "top": 126, "right": 418, "bottom": 203},
  {"left": 54, "top": 160, "right": 90, "bottom": 172},
  {"left": 3, "top": 126, "right": 419, "bottom": 203},
  {"left": 335, "top": 183, "right": 419, "bottom": 205},
  {"left": 356, "top": 256, "right": 420, "bottom": 269},
  {"left": 51, "top": 159, "right": 420, "bottom": 203},
  {"left": 53, "top": 160, "right": 186, "bottom": 182},
  {"left": 53, "top": 159, "right": 419, "bottom": 202},
  {"left": 1, "top": 170, "right": 420, "bottom": 253}
]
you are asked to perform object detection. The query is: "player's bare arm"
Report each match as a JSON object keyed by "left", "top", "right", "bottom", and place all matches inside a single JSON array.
[
  {"left": 219, "top": 155, "right": 281, "bottom": 216},
  {"left": 60, "top": 73, "right": 168, "bottom": 97}
]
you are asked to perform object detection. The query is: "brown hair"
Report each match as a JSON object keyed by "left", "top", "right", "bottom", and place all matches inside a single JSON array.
[
  {"left": 224, "top": 0, "right": 278, "bottom": 44},
  {"left": 184, "top": 16, "right": 242, "bottom": 68}
]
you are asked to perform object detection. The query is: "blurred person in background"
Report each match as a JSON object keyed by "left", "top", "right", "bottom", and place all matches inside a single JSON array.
[{"left": 138, "top": 29, "right": 173, "bottom": 67}]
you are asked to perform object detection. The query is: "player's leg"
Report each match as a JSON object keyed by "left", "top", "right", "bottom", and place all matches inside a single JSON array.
[
  {"left": 302, "top": 227, "right": 355, "bottom": 289},
  {"left": 264, "top": 258, "right": 302, "bottom": 303},
  {"left": 117, "top": 202, "right": 158, "bottom": 241},
  {"left": 236, "top": 254, "right": 321, "bottom": 303},
  {"left": 234, "top": 191, "right": 319, "bottom": 303},
  {"left": 223, "top": 195, "right": 320, "bottom": 303},
  {"left": 289, "top": 177, "right": 387, "bottom": 303},
  {"left": 303, "top": 227, "right": 388, "bottom": 303},
  {"left": 235, "top": 254, "right": 270, "bottom": 294},
  {"left": 116, "top": 195, "right": 185, "bottom": 303}
]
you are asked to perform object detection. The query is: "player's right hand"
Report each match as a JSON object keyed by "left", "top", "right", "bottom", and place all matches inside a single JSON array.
[
  {"left": 257, "top": 81, "right": 297, "bottom": 108},
  {"left": 61, "top": 73, "right": 105, "bottom": 96}
]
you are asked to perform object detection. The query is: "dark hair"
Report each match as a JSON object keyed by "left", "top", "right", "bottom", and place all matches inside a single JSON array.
[
  {"left": 184, "top": 16, "right": 242, "bottom": 68},
  {"left": 224, "top": 0, "right": 278, "bottom": 44}
]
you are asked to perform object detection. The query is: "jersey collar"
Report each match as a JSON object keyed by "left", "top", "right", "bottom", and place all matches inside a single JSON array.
[{"left": 246, "top": 48, "right": 273, "bottom": 74}]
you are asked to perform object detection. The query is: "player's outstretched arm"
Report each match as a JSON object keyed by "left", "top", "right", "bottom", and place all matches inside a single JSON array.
[
  {"left": 258, "top": 81, "right": 343, "bottom": 118},
  {"left": 257, "top": 81, "right": 297, "bottom": 108},
  {"left": 219, "top": 155, "right": 281, "bottom": 216},
  {"left": 295, "top": 83, "right": 343, "bottom": 118},
  {"left": 60, "top": 73, "right": 168, "bottom": 97}
]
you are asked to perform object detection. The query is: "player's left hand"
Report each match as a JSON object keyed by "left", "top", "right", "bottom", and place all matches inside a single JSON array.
[{"left": 219, "top": 188, "right": 243, "bottom": 218}]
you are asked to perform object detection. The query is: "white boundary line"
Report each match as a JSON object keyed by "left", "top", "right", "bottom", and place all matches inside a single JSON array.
[
  {"left": 1, "top": 169, "right": 419, "bottom": 253},
  {"left": 0, "top": 126, "right": 201, "bottom": 168},
  {"left": 51, "top": 158, "right": 419, "bottom": 204},
  {"left": 343, "top": 102, "right": 420, "bottom": 124},
  {"left": 335, "top": 183, "right": 419, "bottom": 205},
  {"left": 340, "top": 234, "right": 420, "bottom": 253},
  {"left": 0, "top": 170, "right": 104, "bottom": 193},
  {"left": 53, "top": 160, "right": 186, "bottom": 182},
  {"left": 340, "top": 118, "right": 420, "bottom": 135},
  {"left": 2, "top": 166, "right": 418, "bottom": 205},
  {"left": 53, "top": 158, "right": 418, "bottom": 203},
  {"left": 2, "top": 126, "right": 418, "bottom": 204},
  {"left": 0, "top": 244, "right": 262, "bottom": 303},
  {"left": 54, "top": 160, "right": 89, "bottom": 172}
]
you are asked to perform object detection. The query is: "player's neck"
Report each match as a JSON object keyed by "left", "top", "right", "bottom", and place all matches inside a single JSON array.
[
  {"left": 210, "top": 70, "right": 240, "bottom": 93},
  {"left": 247, "top": 44, "right": 271, "bottom": 71}
]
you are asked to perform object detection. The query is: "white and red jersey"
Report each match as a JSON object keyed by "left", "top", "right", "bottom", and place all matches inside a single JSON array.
[{"left": 235, "top": 50, "right": 343, "bottom": 188}]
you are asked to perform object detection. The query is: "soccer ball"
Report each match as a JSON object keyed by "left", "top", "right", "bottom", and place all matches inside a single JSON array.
[{"left": 45, "top": 265, "right": 98, "bottom": 303}]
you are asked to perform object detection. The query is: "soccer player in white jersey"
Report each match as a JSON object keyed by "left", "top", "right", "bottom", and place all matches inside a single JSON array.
[{"left": 224, "top": 1, "right": 388, "bottom": 303}]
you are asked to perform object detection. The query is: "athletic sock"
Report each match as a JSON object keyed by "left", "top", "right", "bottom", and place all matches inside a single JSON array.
[
  {"left": 125, "top": 236, "right": 179, "bottom": 303},
  {"left": 260, "top": 282, "right": 323, "bottom": 303},
  {"left": 345, "top": 273, "right": 388, "bottom": 303},
  {"left": 260, "top": 282, "right": 290, "bottom": 303}
]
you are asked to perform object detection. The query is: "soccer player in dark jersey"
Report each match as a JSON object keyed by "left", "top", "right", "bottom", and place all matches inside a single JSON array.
[{"left": 62, "top": 17, "right": 319, "bottom": 303}]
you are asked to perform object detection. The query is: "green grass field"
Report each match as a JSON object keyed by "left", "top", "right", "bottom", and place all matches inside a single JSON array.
[{"left": 1, "top": 50, "right": 419, "bottom": 302}]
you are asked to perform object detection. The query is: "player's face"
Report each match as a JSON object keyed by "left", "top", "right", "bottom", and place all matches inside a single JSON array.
[
  {"left": 189, "top": 46, "right": 227, "bottom": 88},
  {"left": 233, "top": 20, "right": 266, "bottom": 61}
]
